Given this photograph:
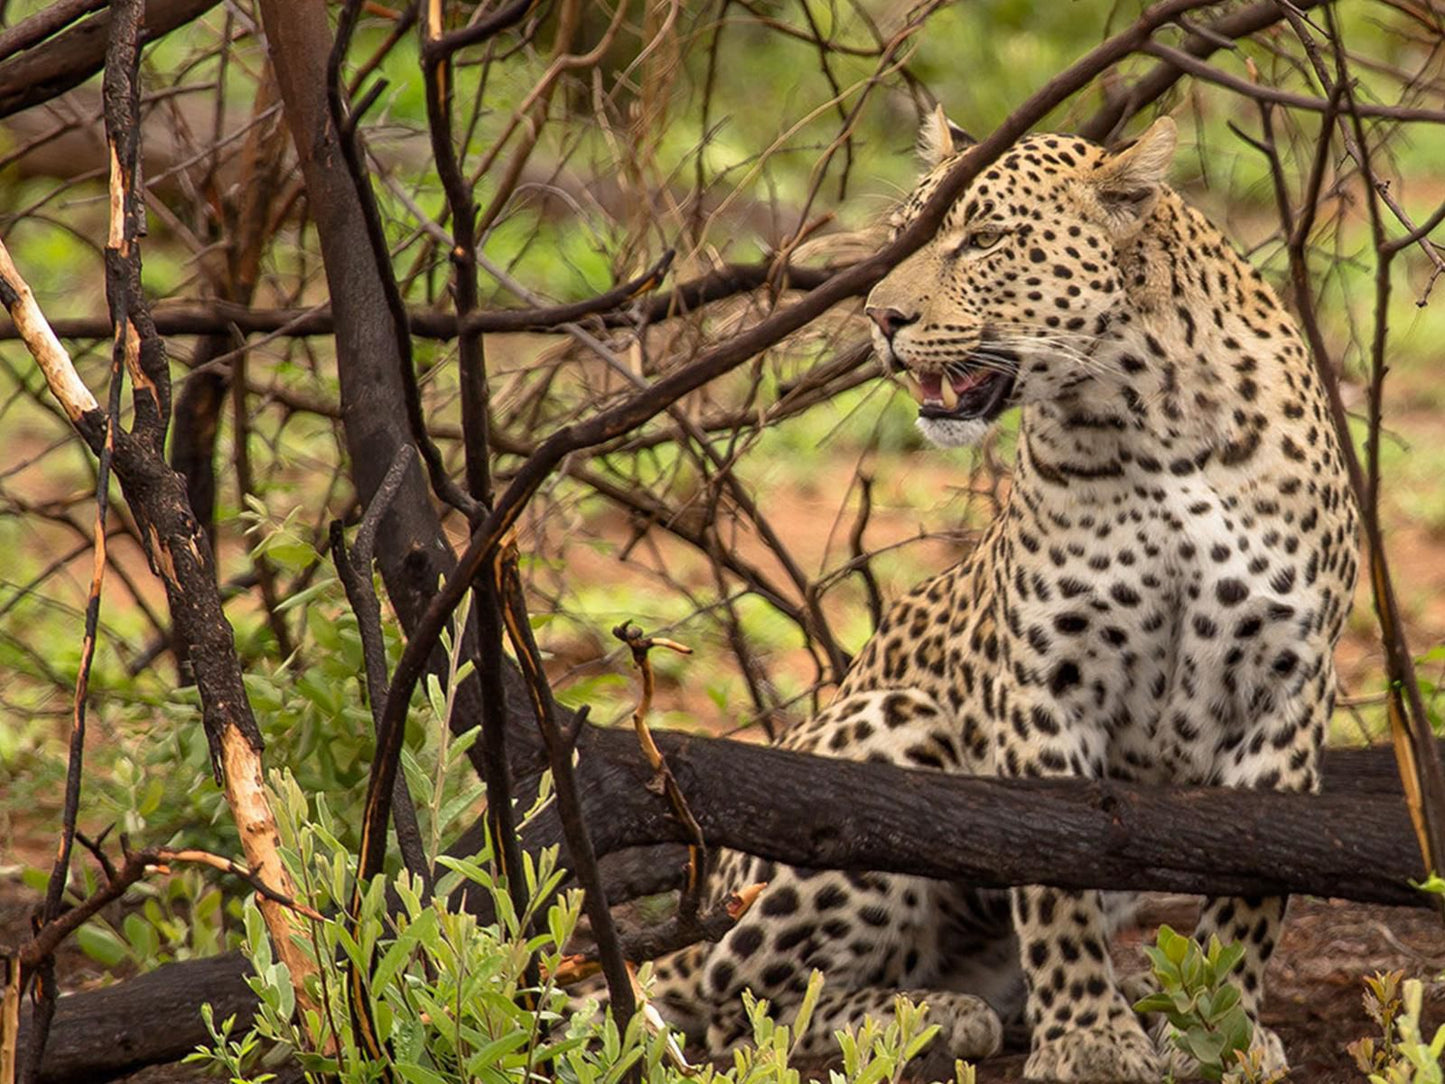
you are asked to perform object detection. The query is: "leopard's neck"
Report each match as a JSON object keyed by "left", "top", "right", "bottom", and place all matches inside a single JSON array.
[{"left": 1008, "top": 191, "right": 1324, "bottom": 508}]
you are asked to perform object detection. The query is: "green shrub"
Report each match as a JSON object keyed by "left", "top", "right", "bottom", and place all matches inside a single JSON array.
[
  {"left": 1134, "top": 925, "right": 1258, "bottom": 1082},
  {"left": 188, "top": 770, "right": 975, "bottom": 1084}
]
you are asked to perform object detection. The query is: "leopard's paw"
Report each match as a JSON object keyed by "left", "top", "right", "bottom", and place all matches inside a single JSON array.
[
  {"left": 1024, "top": 1021, "right": 1160, "bottom": 1082},
  {"left": 912, "top": 993, "right": 1005, "bottom": 1080}
]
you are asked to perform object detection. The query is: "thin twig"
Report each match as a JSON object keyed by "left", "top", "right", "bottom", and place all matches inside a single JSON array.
[
  {"left": 329, "top": 483, "right": 430, "bottom": 886},
  {"left": 613, "top": 622, "right": 706, "bottom": 919},
  {"left": 552, "top": 883, "right": 766, "bottom": 984}
]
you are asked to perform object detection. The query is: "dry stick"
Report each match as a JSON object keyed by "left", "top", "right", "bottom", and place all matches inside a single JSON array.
[
  {"left": 9, "top": 836, "right": 313, "bottom": 1084},
  {"left": 329, "top": 448, "right": 429, "bottom": 886},
  {"left": 0, "top": 0, "right": 107, "bottom": 64},
  {"left": 496, "top": 551, "right": 637, "bottom": 1032},
  {"left": 1273, "top": 6, "right": 1445, "bottom": 888},
  {"left": 0, "top": 255, "right": 775, "bottom": 343},
  {"left": 0, "top": 958, "right": 18, "bottom": 1084},
  {"left": 1282, "top": 4, "right": 1445, "bottom": 287},
  {"left": 0, "top": 0, "right": 223, "bottom": 120},
  {"left": 422, "top": 0, "right": 533, "bottom": 60},
  {"left": 18, "top": 845, "right": 323, "bottom": 971},
  {"left": 26, "top": 63, "right": 137, "bottom": 1074},
  {"left": 1142, "top": 40, "right": 1445, "bottom": 122},
  {"left": 351, "top": 0, "right": 1227, "bottom": 899},
  {"left": 848, "top": 472, "right": 885, "bottom": 631},
  {"left": 613, "top": 624, "right": 706, "bottom": 920},
  {"left": 21, "top": 177, "right": 125, "bottom": 1084}
]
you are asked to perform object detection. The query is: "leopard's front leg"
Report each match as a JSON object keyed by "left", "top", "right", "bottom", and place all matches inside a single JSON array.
[
  {"left": 1152, "top": 663, "right": 1333, "bottom": 1077},
  {"left": 1000, "top": 703, "right": 1159, "bottom": 1083},
  {"left": 1014, "top": 886, "right": 1159, "bottom": 1082}
]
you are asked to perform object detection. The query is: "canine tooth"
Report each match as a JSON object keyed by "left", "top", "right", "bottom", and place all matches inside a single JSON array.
[
  {"left": 940, "top": 379, "right": 959, "bottom": 410},
  {"left": 907, "top": 377, "right": 927, "bottom": 406}
]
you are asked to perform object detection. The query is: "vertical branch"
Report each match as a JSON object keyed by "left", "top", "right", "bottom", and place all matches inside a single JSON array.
[
  {"left": 22, "top": 50, "right": 137, "bottom": 1069},
  {"left": 497, "top": 550, "right": 637, "bottom": 1031},
  {"left": 328, "top": 452, "right": 429, "bottom": 886},
  {"left": 1276, "top": 7, "right": 1445, "bottom": 885},
  {"left": 326, "top": 0, "right": 475, "bottom": 516},
  {"left": 422, "top": 0, "right": 490, "bottom": 504},
  {"left": 1, "top": 956, "right": 19, "bottom": 1084},
  {"left": 421, "top": 0, "right": 536, "bottom": 973}
]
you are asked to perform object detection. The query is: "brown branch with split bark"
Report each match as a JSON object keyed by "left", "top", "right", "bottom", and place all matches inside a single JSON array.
[{"left": 0, "top": 8, "right": 316, "bottom": 1076}]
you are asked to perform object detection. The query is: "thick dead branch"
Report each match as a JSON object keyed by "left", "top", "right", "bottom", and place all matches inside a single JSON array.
[
  {"left": 496, "top": 724, "right": 1429, "bottom": 908},
  {"left": 0, "top": 0, "right": 221, "bottom": 119},
  {"left": 0, "top": 257, "right": 811, "bottom": 343}
]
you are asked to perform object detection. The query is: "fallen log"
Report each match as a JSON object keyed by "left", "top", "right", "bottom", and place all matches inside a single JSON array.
[
  {"left": 15, "top": 732, "right": 1427, "bottom": 1082},
  {"left": 15, "top": 952, "right": 254, "bottom": 1083},
  {"left": 471, "top": 723, "right": 1427, "bottom": 909}
]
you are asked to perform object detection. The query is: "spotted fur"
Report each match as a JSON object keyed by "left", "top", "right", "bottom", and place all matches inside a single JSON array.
[{"left": 650, "top": 113, "right": 1358, "bottom": 1083}]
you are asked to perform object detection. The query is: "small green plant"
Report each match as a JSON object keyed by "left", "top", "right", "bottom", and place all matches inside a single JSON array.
[
  {"left": 73, "top": 868, "right": 235, "bottom": 972},
  {"left": 1350, "top": 971, "right": 1445, "bottom": 1084},
  {"left": 1134, "top": 925, "right": 1255, "bottom": 1082},
  {"left": 1351, "top": 970, "right": 1407, "bottom": 1078},
  {"left": 196, "top": 1002, "right": 278, "bottom": 1084},
  {"left": 188, "top": 770, "right": 974, "bottom": 1084}
]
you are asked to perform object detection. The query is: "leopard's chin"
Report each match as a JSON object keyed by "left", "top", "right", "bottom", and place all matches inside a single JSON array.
[{"left": 916, "top": 414, "right": 994, "bottom": 448}]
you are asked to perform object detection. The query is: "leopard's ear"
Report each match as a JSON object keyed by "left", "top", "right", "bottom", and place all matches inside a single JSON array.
[
  {"left": 917, "top": 104, "right": 975, "bottom": 169},
  {"left": 1089, "top": 116, "right": 1177, "bottom": 232}
]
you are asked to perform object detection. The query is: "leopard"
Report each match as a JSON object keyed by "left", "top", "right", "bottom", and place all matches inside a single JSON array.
[{"left": 642, "top": 109, "right": 1359, "bottom": 1083}]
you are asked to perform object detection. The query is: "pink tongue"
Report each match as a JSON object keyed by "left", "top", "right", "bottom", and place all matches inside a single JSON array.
[
  {"left": 952, "top": 370, "right": 987, "bottom": 393},
  {"left": 919, "top": 373, "right": 943, "bottom": 399}
]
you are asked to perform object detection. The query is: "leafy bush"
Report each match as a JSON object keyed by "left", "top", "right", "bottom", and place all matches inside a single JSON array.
[
  {"left": 188, "top": 769, "right": 976, "bottom": 1084},
  {"left": 1134, "top": 925, "right": 1270, "bottom": 1083}
]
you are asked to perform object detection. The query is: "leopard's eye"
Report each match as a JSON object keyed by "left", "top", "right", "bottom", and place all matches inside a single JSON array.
[{"left": 969, "top": 229, "right": 1005, "bottom": 250}]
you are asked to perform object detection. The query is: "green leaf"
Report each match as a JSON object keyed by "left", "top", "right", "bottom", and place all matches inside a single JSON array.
[
  {"left": 467, "top": 1028, "right": 532, "bottom": 1068},
  {"left": 123, "top": 912, "right": 161, "bottom": 962},
  {"left": 394, "top": 1064, "right": 449, "bottom": 1084},
  {"left": 1133, "top": 992, "right": 1178, "bottom": 1015},
  {"left": 1183, "top": 1025, "right": 1226, "bottom": 1071},
  {"left": 75, "top": 923, "right": 130, "bottom": 968}
]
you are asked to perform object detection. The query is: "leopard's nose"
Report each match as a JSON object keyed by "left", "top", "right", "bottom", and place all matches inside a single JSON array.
[{"left": 865, "top": 306, "right": 919, "bottom": 339}]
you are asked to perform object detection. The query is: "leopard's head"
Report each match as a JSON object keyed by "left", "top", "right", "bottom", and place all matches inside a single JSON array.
[{"left": 866, "top": 108, "right": 1178, "bottom": 447}]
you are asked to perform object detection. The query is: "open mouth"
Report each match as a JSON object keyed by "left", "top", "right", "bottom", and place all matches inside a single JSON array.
[{"left": 901, "top": 364, "right": 1016, "bottom": 422}]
